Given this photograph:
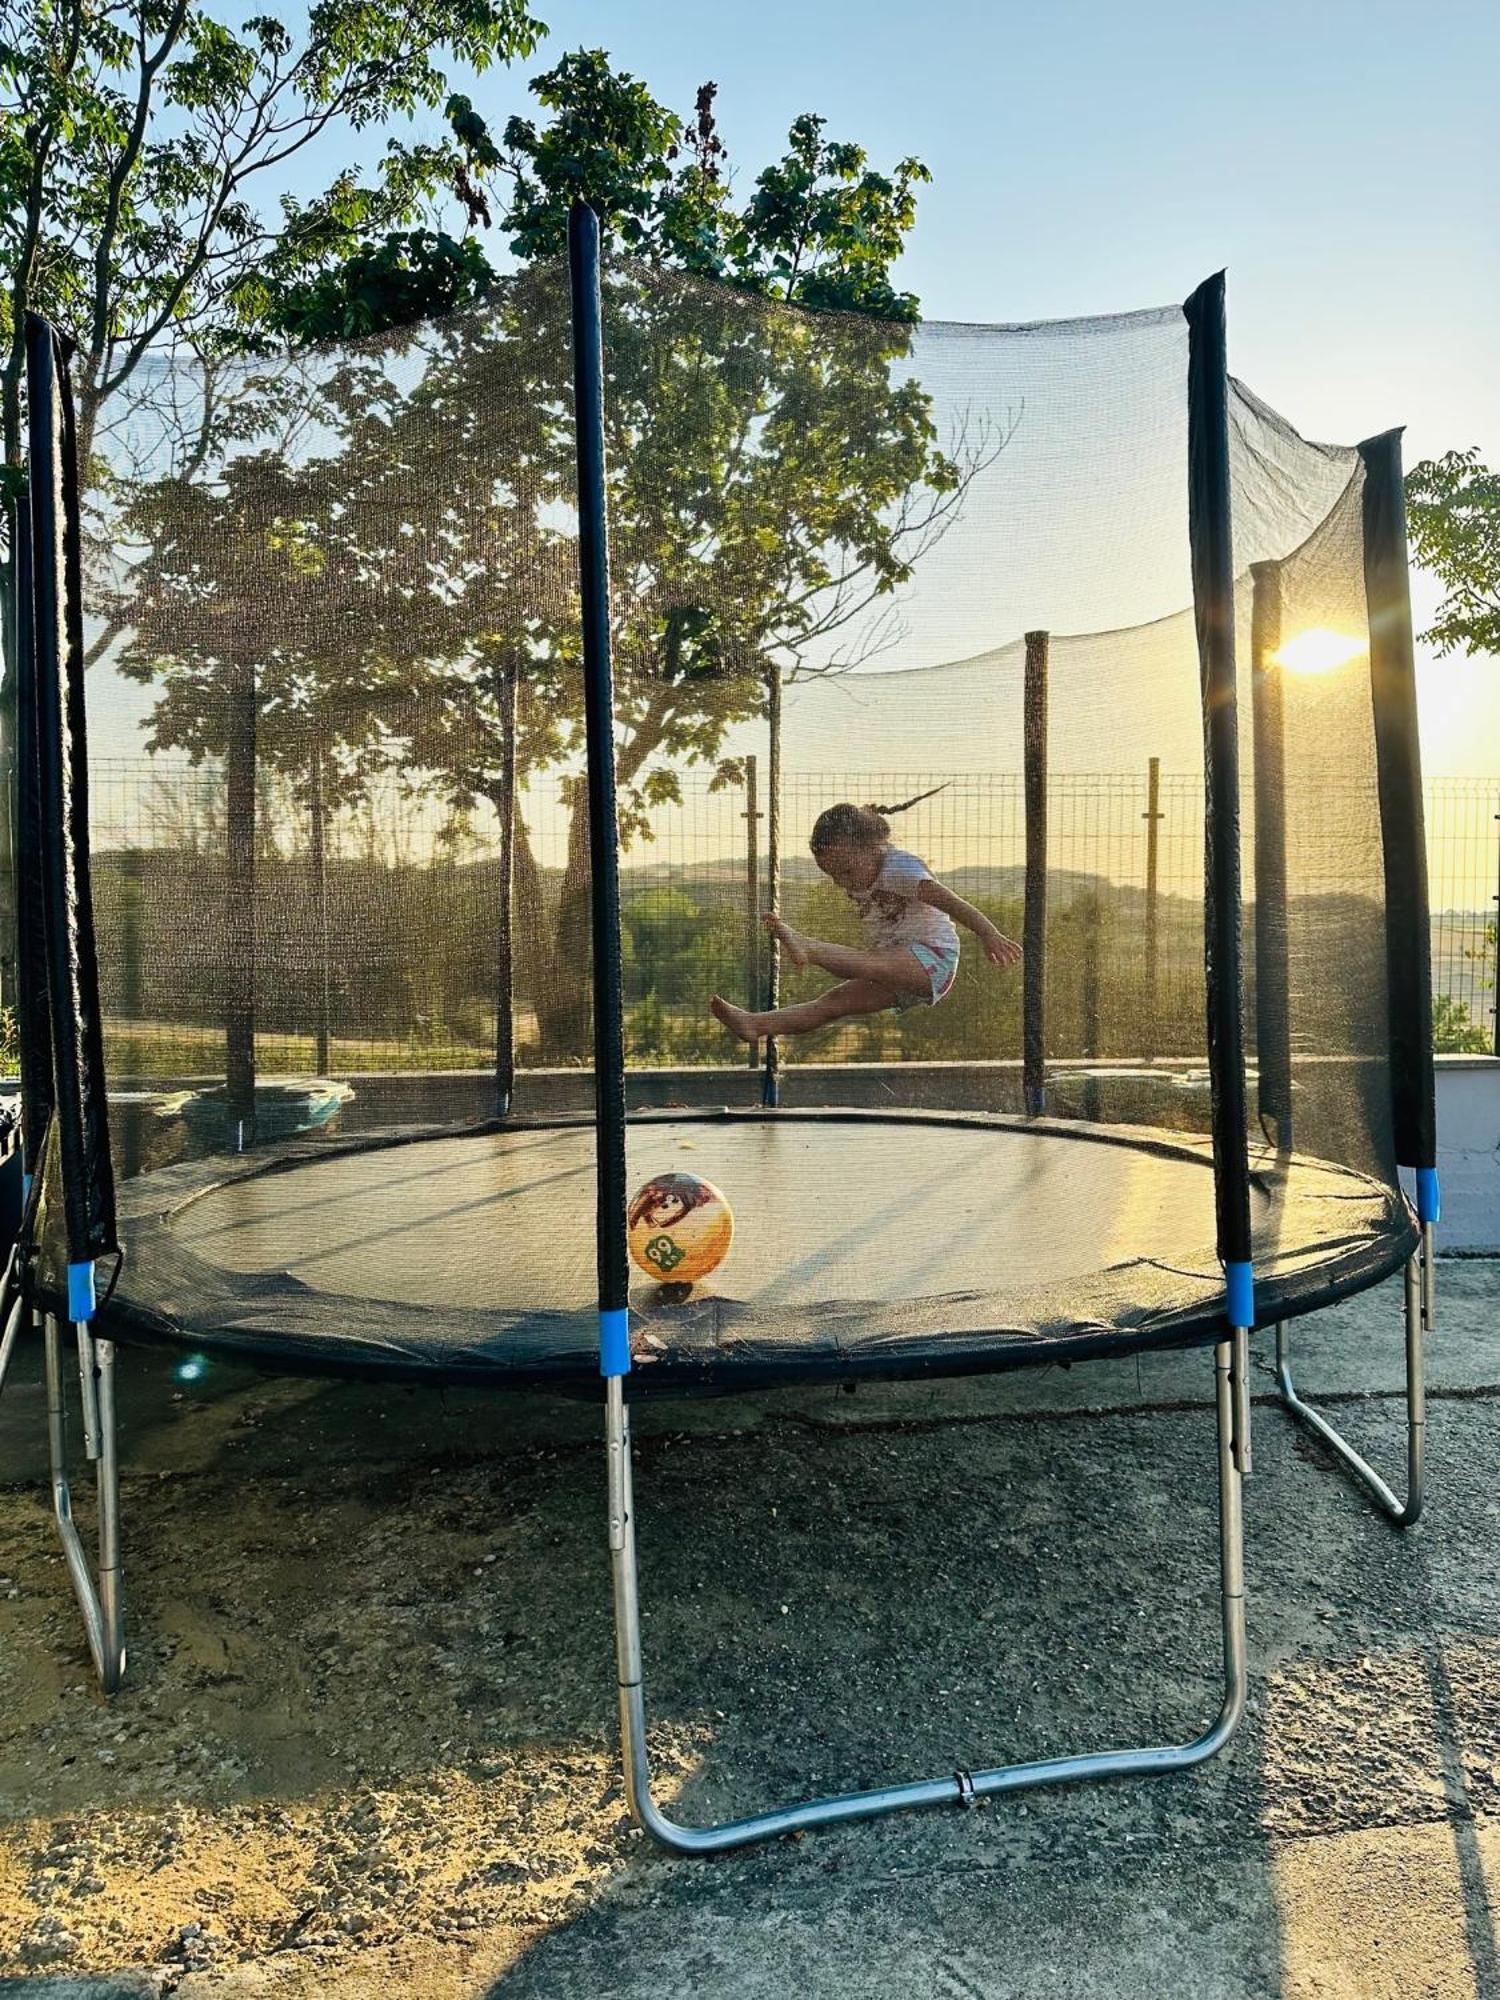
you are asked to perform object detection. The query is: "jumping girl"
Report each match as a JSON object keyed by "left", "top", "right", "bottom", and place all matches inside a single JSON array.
[{"left": 710, "top": 790, "right": 1021, "bottom": 1044}]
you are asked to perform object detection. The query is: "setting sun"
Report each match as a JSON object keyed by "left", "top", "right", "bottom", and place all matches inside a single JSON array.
[{"left": 1269, "top": 627, "right": 1368, "bottom": 675}]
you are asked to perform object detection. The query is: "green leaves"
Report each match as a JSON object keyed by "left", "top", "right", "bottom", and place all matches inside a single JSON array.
[
  {"left": 75, "top": 43, "right": 975, "bottom": 1058},
  {"left": 495, "top": 52, "right": 929, "bottom": 319},
  {"left": 250, "top": 229, "right": 494, "bottom": 341},
  {"left": 501, "top": 50, "right": 688, "bottom": 262},
  {"left": 2, "top": 0, "right": 542, "bottom": 465},
  {"left": 1406, "top": 448, "right": 1500, "bottom": 661}
]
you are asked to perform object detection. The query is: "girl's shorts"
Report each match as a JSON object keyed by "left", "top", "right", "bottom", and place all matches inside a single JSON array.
[{"left": 900, "top": 939, "right": 960, "bottom": 1009}]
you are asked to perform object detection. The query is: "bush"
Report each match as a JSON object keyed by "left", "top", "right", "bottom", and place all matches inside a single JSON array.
[{"left": 1433, "top": 991, "right": 1492, "bottom": 1054}]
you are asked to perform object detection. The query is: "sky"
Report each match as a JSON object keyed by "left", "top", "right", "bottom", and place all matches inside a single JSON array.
[{"left": 235, "top": 0, "right": 1500, "bottom": 772}]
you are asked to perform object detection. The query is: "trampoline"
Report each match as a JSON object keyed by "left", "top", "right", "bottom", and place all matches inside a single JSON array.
[
  {"left": 5, "top": 208, "right": 1439, "bottom": 1855},
  {"left": 103, "top": 1111, "right": 1413, "bottom": 1389}
]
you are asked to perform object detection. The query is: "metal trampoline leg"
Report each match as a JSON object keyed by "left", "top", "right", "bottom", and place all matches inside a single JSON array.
[
  {"left": 44, "top": 1314, "right": 126, "bottom": 1692},
  {"left": 606, "top": 1343, "right": 1247, "bottom": 1856},
  {"left": 1274, "top": 1249, "right": 1425, "bottom": 1528},
  {"left": 0, "top": 1281, "right": 25, "bottom": 1399},
  {"left": 1420, "top": 1221, "right": 1436, "bottom": 1335}
]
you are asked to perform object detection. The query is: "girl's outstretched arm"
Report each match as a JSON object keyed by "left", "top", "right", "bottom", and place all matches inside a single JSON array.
[{"left": 919, "top": 878, "right": 1022, "bottom": 968}]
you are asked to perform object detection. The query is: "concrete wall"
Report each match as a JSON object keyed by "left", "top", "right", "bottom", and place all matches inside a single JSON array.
[{"left": 1435, "top": 1055, "right": 1500, "bottom": 1252}]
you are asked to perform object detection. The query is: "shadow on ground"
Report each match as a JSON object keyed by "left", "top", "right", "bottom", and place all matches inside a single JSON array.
[{"left": 0, "top": 1264, "right": 1497, "bottom": 1996}]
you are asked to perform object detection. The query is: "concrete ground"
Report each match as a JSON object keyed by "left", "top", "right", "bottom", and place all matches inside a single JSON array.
[{"left": 0, "top": 1262, "right": 1498, "bottom": 1998}]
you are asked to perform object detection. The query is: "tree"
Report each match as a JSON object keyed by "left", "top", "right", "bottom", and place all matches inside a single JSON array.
[
  {"left": 1, "top": 0, "right": 544, "bottom": 482},
  {"left": 1406, "top": 449, "right": 1500, "bottom": 661},
  {"left": 101, "top": 55, "right": 989, "bottom": 1061},
  {"left": 1, "top": 0, "right": 544, "bottom": 1018}
]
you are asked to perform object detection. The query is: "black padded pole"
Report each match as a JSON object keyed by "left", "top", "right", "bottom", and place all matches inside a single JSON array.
[
  {"left": 1250, "top": 560, "right": 1293, "bottom": 1152},
  {"left": 0, "top": 510, "right": 16, "bottom": 1024},
  {"left": 1359, "top": 429, "right": 1437, "bottom": 1196},
  {"left": 1183, "top": 274, "right": 1252, "bottom": 1314},
  {"left": 1022, "top": 630, "right": 1049, "bottom": 1115},
  {"left": 495, "top": 658, "right": 518, "bottom": 1117},
  {"left": 25, "top": 315, "right": 118, "bottom": 1296},
  {"left": 569, "top": 202, "right": 632, "bottom": 1345},
  {"left": 224, "top": 661, "right": 257, "bottom": 1145},
  {"left": 11, "top": 491, "right": 55, "bottom": 1174}
]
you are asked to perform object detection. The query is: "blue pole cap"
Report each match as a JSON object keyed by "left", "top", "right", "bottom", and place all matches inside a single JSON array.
[
  {"left": 1225, "top": 1259, "right": 1255, "bottom": 1331},
  {"left": 1415, "top": 1167, "right": 1440, "bottom": 1227},
  {"left": 67, "top": 1260, "right": 97, "bottom": 1324},
  {"left": 599, "top": 1306, "right": 631, "bottom": 1379}
]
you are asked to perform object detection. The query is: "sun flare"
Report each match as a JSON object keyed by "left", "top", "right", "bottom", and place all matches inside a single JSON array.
[{"left": 1269, "top": 628, "right": 1367, "bottom": 675}]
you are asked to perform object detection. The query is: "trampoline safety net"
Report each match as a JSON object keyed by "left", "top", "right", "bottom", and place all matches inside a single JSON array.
[{"left": 26, "top": 246, "right": 1422, "bottom": 1387}]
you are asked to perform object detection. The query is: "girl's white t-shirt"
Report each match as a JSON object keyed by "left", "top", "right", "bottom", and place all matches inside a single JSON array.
[{"left": 851, "top": 848, "right": 959, "bottom": 954}]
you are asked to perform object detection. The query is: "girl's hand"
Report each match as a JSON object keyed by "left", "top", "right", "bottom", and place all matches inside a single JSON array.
[{"left": 983, "top": 929, "right": 1022, "bottom": 969}]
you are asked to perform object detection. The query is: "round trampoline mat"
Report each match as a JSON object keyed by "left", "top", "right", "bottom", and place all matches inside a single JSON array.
[{"left": 101, "top": 1111, "right": 1412, "bottom": 1389}]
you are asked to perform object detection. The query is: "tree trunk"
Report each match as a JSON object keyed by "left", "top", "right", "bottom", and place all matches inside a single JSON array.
[
  {"left": 547, "top": 786, "right": 597, "bottom": 1062},
  {"left": 492, "top": 796, "right": 550, "bottom": 1063},
  {"left": 535, "top": 687, "right": 683, "bottom": 1063}
]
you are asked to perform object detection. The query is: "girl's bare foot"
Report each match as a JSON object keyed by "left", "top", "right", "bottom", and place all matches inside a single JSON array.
[
  {"left": 711, "top": 995, "right": 759, "bottom": 1044},
  {"left": 763, "top": 914, "right": 811, "bottom": 969}
]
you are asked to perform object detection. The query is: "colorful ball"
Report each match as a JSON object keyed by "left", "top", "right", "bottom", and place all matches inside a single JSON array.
[{"left": 628, "top": 1172, "right": 734, "bottom": 1285}]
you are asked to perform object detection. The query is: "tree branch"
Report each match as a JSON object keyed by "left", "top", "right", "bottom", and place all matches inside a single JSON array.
[{"left": 88, "top": 0, "right": 192, "bottom": 370}]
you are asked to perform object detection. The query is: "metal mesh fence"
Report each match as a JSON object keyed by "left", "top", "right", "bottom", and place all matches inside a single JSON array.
[
  {"left": 1426, "top": 777, "right": 1499, "bottom": 1052},
  {"left": 78, "top": 755, "right": 1498, "bottom": 1079}
]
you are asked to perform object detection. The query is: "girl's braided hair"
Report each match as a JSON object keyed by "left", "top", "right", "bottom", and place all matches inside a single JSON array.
[{"left": 809, "top": 785, "right": 948, "bottom": 855}]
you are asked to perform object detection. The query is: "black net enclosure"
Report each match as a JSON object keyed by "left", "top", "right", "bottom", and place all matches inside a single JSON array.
[
  {"left": 17, "top": 229, "right": 1434, "bottom": 1393},
  {"left": 12, "top": 203, "right": 1439, "bottom": 1853}
]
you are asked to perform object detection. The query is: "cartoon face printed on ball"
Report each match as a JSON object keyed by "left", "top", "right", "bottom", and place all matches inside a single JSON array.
[{"left": 628, "top": 1172, "right": 734, "bottom": 1285}]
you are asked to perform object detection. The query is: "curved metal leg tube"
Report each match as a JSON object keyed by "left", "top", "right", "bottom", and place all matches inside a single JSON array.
[
  {"left": 607, "top": 1341, "right": 1247, "bottom": 1857},
  {"left": 1274, "top": 1251, "right": 1424, "bottom": 1528},
  {"left": 0, "top": 1284, "right": 25, "bottom": 1399},
  {"left": 44, "top": 1315, "right": 126, "bottom": 1693}
]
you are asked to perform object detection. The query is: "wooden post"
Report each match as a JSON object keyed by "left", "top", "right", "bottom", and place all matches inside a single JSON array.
[
  {"left": 309, "top": 740, "right": 331, "bottom": 1077},
  {"left": 1143, "top": 756, "right": 1162, "bottom": 1059},
  {"left": 225, "top": 662, "right": 257, "bottom": 1147},
  {"left": 1022, "top": 630, "right": 1049, "bottom": 1115},
  {"left": 762, "top": 666, "right": 782, "bottom": 1108},
  {"left": 495, "top": 659, "right": 518, "bottom": 1115},
  {"left": 743, "top": 753, "right": 761, "bottom": 1071},
  {"left": 1082, "top": 892, "right": 1102, "bottom": 1121}
]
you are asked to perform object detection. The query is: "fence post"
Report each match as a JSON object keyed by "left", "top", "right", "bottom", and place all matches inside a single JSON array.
[
  {"left": 225, "top": 664, "right": 257, "bottom": 1147},
  {"left": 1082, "top": 892, "right": 1102, "bottom": 1120},
  {"left": 1143, "top": 756, "right": 1162, "bottom": 1060},
  {"left": 762, "top": 666, "right": 782, "bottom": 1108},
  {"left": 309, "top": 740, "right": 331, "bottom": 1077},
  {"left": 495, "top": 659, "right": 518, "bottom": 1116},
  {"left": 119, "top": 847, "right": 144, "bottom": 1026},
  {"left": 743, "top": 753, "right": 761, "bottom": 1071},
  {"left": 1022, "top": 630, "right": 1049, "bottom": 1115}
]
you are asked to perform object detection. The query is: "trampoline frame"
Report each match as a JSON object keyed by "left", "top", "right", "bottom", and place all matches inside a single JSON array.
[
  {"left": 2, "top": 212, "right": 1442, "bottom": 1858},
  {"left": 12, "top": 1237, "right": 1432, "bottom": 1849},
  {"left": 1273, "top": 1225, "right": 1433, "bottom": 1527},
  {"left": 608, "top": 1339, "right": 1251, "bottom": 1852},
  {"left": 70, "top": 1102, "right": 1417, "bottom": 1389}
]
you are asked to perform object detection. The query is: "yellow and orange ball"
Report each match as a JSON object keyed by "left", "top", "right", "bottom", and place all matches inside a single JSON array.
[{"left": 628, "top": 1172, "right": 734, "bottom": 1286}]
